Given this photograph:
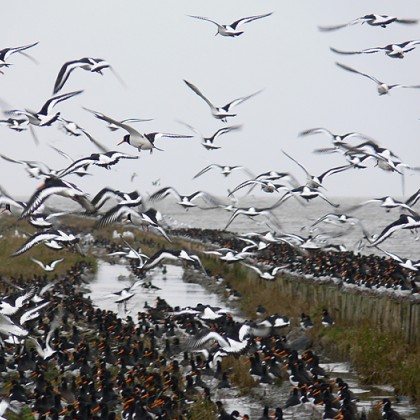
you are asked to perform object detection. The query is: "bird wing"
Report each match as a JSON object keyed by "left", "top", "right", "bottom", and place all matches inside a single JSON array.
[
  {"left": 39, "top": 90, "right": 83, "bottom": 115},
  {"left": 223, "top": 89, "right": 262, "bottom": 111},
  {"left": 184, "top": 80, "right": 215, "bottom": 109},
  {"left": 335, "top": 62, "right": 381, "bottom": 84},
  {"left": 11, "top": 230, "right": 60, "bottom": 256},
  {"left": 53, "top": 58, "right": 91, "bottom": 94},
  {"left": 231, "top": 12, "right": 273, "bottom": 29},
  {"left": 193, "top": 164, "right": 222, "bottom": 179},
  {"left": 83, "top": 107, "right": 141, "bottom": 137},
  {"left": 187, "top": 15, "right": 225, "bottom": 31},
  {"left": 149, "top": 187, "right": 181, "bottom": 202}
]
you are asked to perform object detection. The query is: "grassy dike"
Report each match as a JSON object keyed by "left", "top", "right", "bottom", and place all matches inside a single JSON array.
[{"left": 1, "top": 214, "right": 419, "bottom": 405}]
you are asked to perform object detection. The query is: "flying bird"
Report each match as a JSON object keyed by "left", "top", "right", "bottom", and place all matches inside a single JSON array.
[
  {"left": 30, "top": 257, "right": 64, "bottom": 272},
  {"left": 184, "top": 80, "right": 262, "bottom": 122},
  {"left": 188, "top": 12, "right": 273, "bottom": 37},
  {"left": 0, "top": 42, "right": 38, "bottom": 65},
  {"left": 7, "top": 90, "right": 83, "bottom": 127},
  {"left": 193, "top": 164, "right": 253, "bottom": 179},
  {"left": 335, "top": 62, "right": 420, "bottom": 95},
  {"left": 20, "top": 177, "right": 94, "bottom": 218},
  {"left": 53, "top": 57, "right": 112, "bottom": 94},
  {"left": 149, "top": 187, "right": 221, "bottom": 209},
  {"left": 319, "top": 14, "right": 418, "bottom": 31},
  {"left": 11, "top": 229, "right": 79, "bottom": 256},
  {"left": 56, "top": 151, "right": 138, "bottom": 177},
  {"left": 179, "top": 121, "right": 242, "bottom": 150},
  {"left": 84, "top": 107, "right": 158, "bottom": 152},
  {"left": 330, "top": 40, "right": 420, "bottom": 59}
]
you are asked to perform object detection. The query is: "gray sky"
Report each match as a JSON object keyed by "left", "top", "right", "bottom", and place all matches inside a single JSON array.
[{"left": 1, "top": 0, "right": 420, "bottom": 201}]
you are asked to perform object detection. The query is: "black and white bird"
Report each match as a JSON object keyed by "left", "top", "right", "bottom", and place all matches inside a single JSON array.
[
  {"left": 84, "top": 108, "right": 159, "bottom": 152},
  {"left": 53, "top": 57, "right": 112, "bottom": 94},
  {"left": 241, "top": 263, "right": 287, "bottom": 280},
  {"left": 193, "top": 164, "right": 253, "bottom": 179},
  {"left": 278, "top": 186, "right": 340, "bottom": 208},
  {"left": 375, "top": 247, "right": 420, "bottom": 272},
  {"left": 336, "top": 62, "right": 420, "bottom": 95},
  {"left": 0, "top": 154, "right": 57, "bottom": 179},
  {"left": 319, "top": 14, "right": 418, "bottom": 31},
  {"left": 282, "top": 150, "right": 352, "bottom": 189},
  {"left": 95, "top": 191, "right": 143, "bottom": 227},
  {"left": 368, "top": 214, "right": 420, "bottom": 247},
  {"left": 140, "top": 249, "right": 206, "bottom": 273},
  {"left": 11, "top": 229, "right": 79, "bottom": 256},
  {"left": 321, "top": 309, "right": 335, "bottom": 327},
  {"left": 30, "top": 257, "right": 64, "bottom": 272},
  {"left": 299, "top": 127, "right": 372, "bottom": 150},
  {"left": 0, "top": 42, "right": 38, "bottom": 66},
  {"left": 20, "top": 177, "right": 94, "bottom": 218},
  {"left": 149, "top": 187, "right": 221, "bottom": 209},
  {"left": 330, "top": 40, "right": 420, "bottom": 59},
  {"left": 91, "top": 187, "right": 139, "bottom": 211},
  {"left": 224, "top": 199, "right": 284, "bottom": 230},
  {"left": 179, "top": 121, "right": 242, "bottom": 149},
  {"left": 7, "top": 90, "right": 83, "bottom": 127},
  {"left": 184, "top": 80, "right": 262, "bottom": 122},
  {"left": 56, "top": 151, "right": 138, "bottom": 177},
  {"left": 188, "top": 12, "right": 273, "bottom": 37}
]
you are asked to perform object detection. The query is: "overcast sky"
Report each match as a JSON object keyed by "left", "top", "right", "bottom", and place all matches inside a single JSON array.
[{"left": 1, "top": 0, "right": 420, "bottom": 202}]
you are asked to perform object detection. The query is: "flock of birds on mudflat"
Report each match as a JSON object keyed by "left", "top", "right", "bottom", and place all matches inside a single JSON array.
[{"left": 0, "top": 6, "right": 419, "bottom": 420}]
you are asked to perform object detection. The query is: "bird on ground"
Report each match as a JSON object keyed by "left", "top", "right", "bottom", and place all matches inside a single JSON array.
[
  {"left": 30, "top": 257, "right": 64, "bottom": 272},
  {"left": 321, "top": 309, "right": 335, "bottom": 327},
  {"left": 7, "top": 90, "right": 83, "bottom": 127},
  {"left": 184, "top": 80, "right": 262, "bottom": 122},
  {"left": 188, "top": 12, "right": 273, "bottom": 37},
  {"left": 378, "top": 398, "right": 405, "bottom": 420},
  {"left": 53, "top": 57, "right": 112, "bottom": 94},
  {"left": 330, "top": 40, "right": 420, "bottom": 59},
  {"left": 319, "top": 14, "right": 418, "bottom": 31},
  {"left": 335, "top": 62, "right": 420, "bottom": 95},
  {"left": 179, "top": 121, "right": 242, "bottom": 149}
]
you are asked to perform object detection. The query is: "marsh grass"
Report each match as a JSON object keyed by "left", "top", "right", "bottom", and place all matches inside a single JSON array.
[
  {"left": 222, "top": 356, "right": 257, "bottom": 394},
  {"left": 318, "top": 322, "right": 420, "bottom": 398},
  {"left": 201, "top": 254, "right": 420, "bottom": 400},
  {"left": 186, "top": 395, "right": 217, "bottom": 419}
]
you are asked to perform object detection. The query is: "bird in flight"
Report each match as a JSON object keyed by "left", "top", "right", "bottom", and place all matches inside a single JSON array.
[
  {"left": 188, "top": 12, "right": 273, "bottom": 37},
  {"left": 319, "top": 14, "right": 418, "bottom": 31},
  {"left": 184, "top": 80, "right": 261, "bottom": 122},
  {"left": 335, "top": 62, "right": 420, "bottom": 95}
]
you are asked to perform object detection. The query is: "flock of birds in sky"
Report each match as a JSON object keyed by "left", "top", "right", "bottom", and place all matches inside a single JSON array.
[{"left": 0, "top": 6, "right": 419, "bottom": 420}]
